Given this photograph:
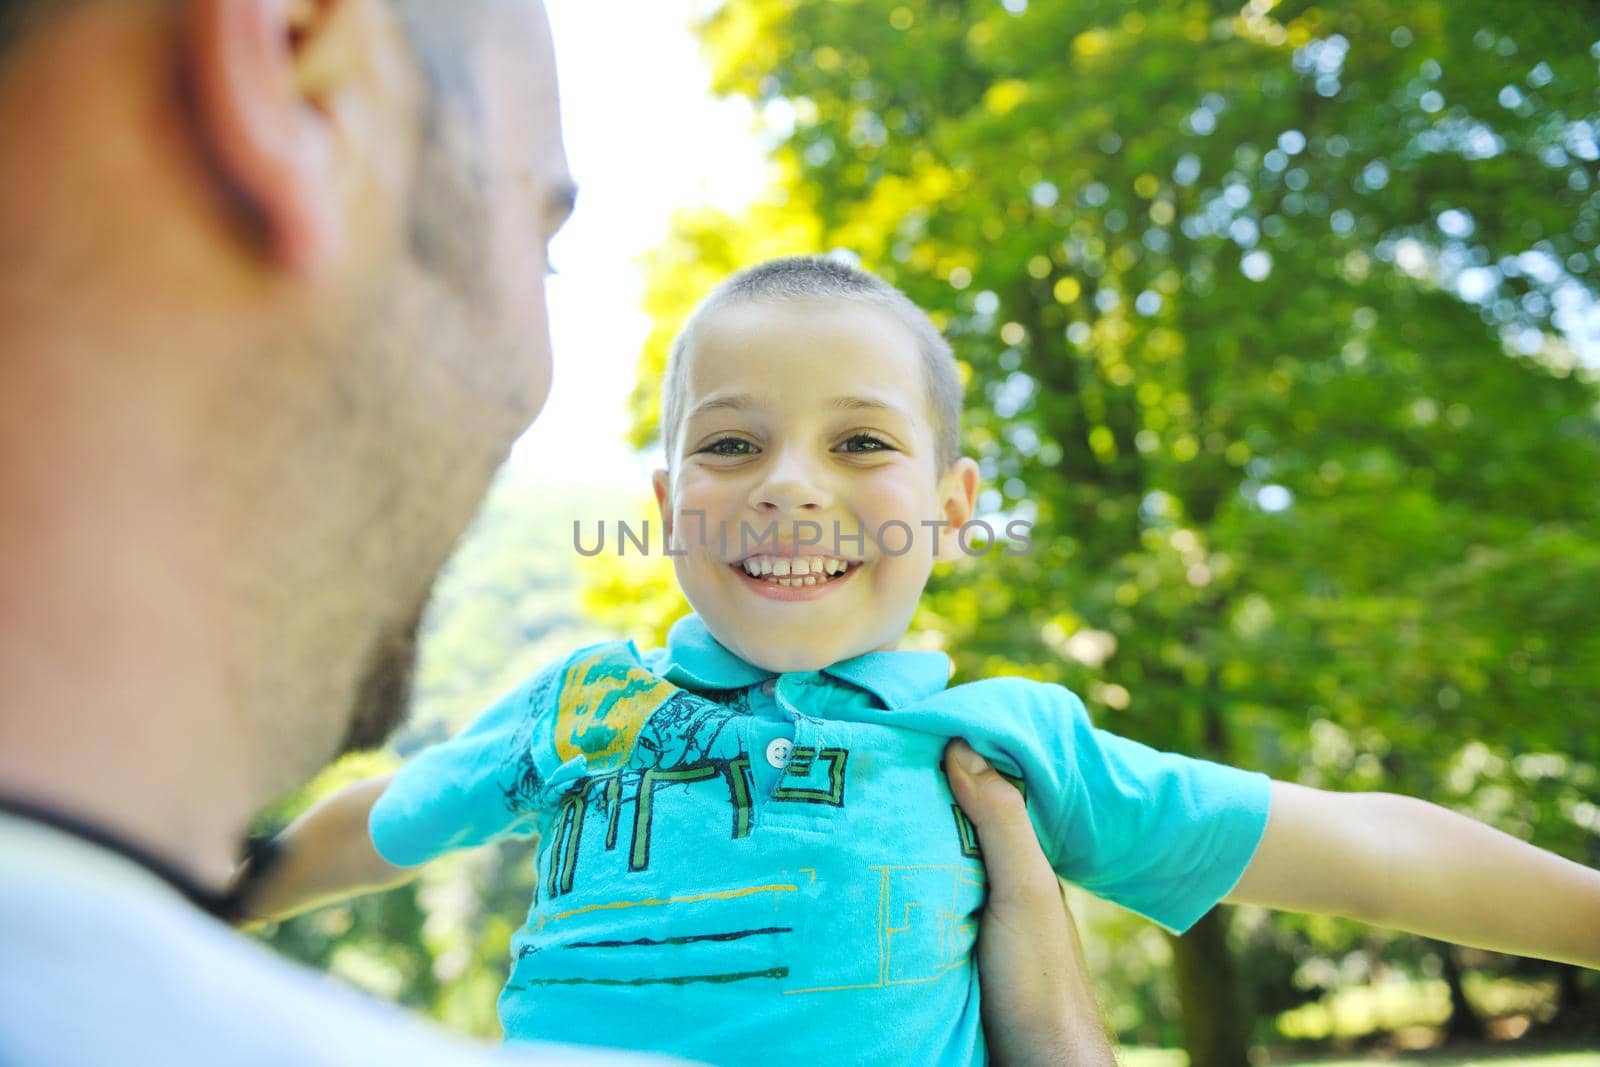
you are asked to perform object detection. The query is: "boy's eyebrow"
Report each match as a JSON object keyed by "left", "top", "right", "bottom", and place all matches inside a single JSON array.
[
  {"left": 827, "top": 396, "right": 916, "bottom": 422},
  {"left": 689, "top": 393, "right": 762, "bottom": 419}
]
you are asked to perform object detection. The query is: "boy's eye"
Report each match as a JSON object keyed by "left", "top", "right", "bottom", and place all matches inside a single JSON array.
[
  {"left": 701, "top": 437, "right": 758, "bottom": 456},
  {"left": 837, "top": 433, "right": 893, "bottom": 454}
]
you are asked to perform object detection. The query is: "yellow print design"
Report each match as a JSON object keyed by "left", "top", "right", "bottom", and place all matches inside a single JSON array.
[{"left": 554, "top": 652, "right": 680, "bottom": 768}]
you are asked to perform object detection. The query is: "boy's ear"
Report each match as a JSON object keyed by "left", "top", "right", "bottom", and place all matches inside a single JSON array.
[
  {"left": 185, "top": 0, "right": 359, "bottom": 273},
  {"left": 651, "top": 468, "right": 674, "bottom": 540},
  {"left": 937, "top": 457, "right": 980, "bottom": 554}
]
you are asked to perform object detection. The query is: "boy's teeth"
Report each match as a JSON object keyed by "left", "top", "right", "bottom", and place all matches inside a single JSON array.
[{"left": 739, "top": 555, "right": 854, "bottom": 584}]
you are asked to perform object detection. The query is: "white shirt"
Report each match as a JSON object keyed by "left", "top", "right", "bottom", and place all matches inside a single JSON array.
[{"left": 0, "top": 814, "right": 686, "bottom": 1067}]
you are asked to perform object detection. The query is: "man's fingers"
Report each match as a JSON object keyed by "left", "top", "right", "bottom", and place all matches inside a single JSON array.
[
  {"left": 945, "top": 739, "right": 1062, "bottom": 910},
  {"left": 948, "top": 738, "right": 1116, "bottom": 1064}
]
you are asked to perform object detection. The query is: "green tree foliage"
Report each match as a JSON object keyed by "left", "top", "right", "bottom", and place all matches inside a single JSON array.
[{"left": 629, "top": 0, "right": 1600, "bottom": 1061}]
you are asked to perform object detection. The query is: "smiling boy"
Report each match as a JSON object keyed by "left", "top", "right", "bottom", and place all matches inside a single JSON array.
[
  {"left": 250, "top": 257, "right": 1600, "bottom": 1065},
  {"left": 649, "top": 259, "right": 978, "bottom": 673}
]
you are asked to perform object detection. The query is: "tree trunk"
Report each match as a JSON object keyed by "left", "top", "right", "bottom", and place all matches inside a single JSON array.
[
  {"left": 1170, "top": 907, "right": 1252, "bottom": 1067},
  {"left": 1440, "top": 947, "right": 1486, "bottom": 1042},
  {"left": 1550, "top": 963, "right": 1600, "bottom": 1039}
]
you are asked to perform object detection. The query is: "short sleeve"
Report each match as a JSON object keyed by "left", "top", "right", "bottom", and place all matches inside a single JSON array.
[
  {"left": 369, "top": 658, "right": 568, "bottom": 868},
  {"left": 979, "top": 681, "right": 1272, "bottom": 934}
]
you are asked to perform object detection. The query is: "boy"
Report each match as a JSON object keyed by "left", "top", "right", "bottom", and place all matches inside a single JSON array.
[{"left": 249, "top": 257, "right": 1600, "bottom": 1065}]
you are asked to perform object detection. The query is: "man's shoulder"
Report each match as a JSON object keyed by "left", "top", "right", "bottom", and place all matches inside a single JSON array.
[
  {"left": 0, "top": 829, "right": 484, "bottom": 1066},
  {"left": 0, "top": 847, "right": 661, "bottom": 1067}
]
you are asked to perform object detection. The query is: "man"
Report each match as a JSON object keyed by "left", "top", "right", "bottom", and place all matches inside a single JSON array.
[{"left": 0, "top": 1, "right": 1115, "bottom": 1065}]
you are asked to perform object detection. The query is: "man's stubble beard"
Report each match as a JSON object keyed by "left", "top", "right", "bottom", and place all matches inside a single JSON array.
[
  {"left": 337, "top": 593, "right": 424, "bottom": 756},
  {"left": 315, "top": 271, "right": 507, "bottom": 765},
  {"left": 325, "top": 21, "right": 499, "bottom": 762}
]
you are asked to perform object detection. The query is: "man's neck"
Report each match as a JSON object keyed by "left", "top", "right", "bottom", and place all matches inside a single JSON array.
[
  {"left": 0, "top": 679, "right": 253, "bottom": 896},
  {"left": 0, "top": 455, "right": 257, "bottom": 895}
]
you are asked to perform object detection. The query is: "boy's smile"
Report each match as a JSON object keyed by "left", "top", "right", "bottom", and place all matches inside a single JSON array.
[
  {"left": 653, "top": 296, "right": 978, "bottom": 673},
  {"left": 732, "top": 550, "right": 861, "bottom": 599}
]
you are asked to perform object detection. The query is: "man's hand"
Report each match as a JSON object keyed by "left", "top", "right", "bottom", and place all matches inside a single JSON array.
[{"left": 946, "top": 739, "right": 1118, "bottom": 1067}]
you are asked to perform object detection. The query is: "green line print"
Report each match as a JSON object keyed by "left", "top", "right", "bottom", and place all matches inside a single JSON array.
[
  {"left": 547, "top": 788, "right": 587, "bottom": 898},
  {"left": 951, "top": 803, "right": 981, "bottom": 859},
  {"left": 630, "top": 764, "right": 719, "bottom": 871},
  {"left": 563, "top": 926, "right": 791, "bottom": 949},
  {"left": 512, "top": 966, "right": 790, "bottom": 989},
  {"left": 771, "top": 746, "right": 848, "bottom": 806},
  {"left": 602, "top": 774, "right": 622, "bottom": 851},
  {"left": 726, "top": 756, "right": 754, "bottom": 839}
]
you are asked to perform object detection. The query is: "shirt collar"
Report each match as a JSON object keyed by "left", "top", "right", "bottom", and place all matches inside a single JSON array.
[
  {"left": 651, "top": 613, "right": 952, "bottom": 710},
  {"left": 0, "top": 812, "right": 192, "bottom": 911},
  {"left": 0, "top": 795, "right": 243, "bottom": 920}
]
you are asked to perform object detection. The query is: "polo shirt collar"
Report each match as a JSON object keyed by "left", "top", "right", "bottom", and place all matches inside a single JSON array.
[
  {"left": 654, "top": 614, "right": 951, "bottom": 710},
  {"left": 654, "top": 613, "right": 769, "bottom": 691}
]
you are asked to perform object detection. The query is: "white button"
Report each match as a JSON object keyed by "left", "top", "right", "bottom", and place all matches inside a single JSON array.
[
  {"left": 765, "top": 738, "right": 793, "bottom": 769},
  {"left": 760, "top": 678, "right": 777, "bottom": 696}
]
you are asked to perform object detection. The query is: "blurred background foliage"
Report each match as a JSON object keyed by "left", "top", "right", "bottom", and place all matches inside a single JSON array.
[{"left": 256, "top": 0, "right": 1600, "bottom": 1063}]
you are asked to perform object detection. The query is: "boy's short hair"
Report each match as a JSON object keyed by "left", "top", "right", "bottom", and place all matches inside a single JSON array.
[{"left": 661, "top": 256, "right": 964, "bottom": 472}]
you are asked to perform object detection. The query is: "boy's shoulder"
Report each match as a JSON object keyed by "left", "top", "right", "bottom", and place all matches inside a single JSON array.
[
  {"left": 554, "top": 635, "right": 660, "bottom": 679},
  {"left": 475, "top": 637, "right": 666, "bottom": 737},
  {"left": 938, "top": 671, "right": 1085, "bottom": 708},
  {"left": 505, "top": 636, "right": 696, "bottom": 774},
  {"left": 901, "top": 670, "right": 1093, "bottom": 736},
  {"left": 512, "top": 636, "right": 661, "bottom": 695}
]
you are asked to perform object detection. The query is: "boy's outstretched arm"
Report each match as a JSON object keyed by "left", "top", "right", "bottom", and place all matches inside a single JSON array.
[
  {"left": 232, "top": 774, "right": 420, "bottom": 924},
  {"left": 1224, "top": 781, "right": 1600, "bottom": 969}
]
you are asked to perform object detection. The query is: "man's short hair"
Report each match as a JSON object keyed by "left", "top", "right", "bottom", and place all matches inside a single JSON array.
[{"left": 662, "top": 256, "right": 964, "bottom": 472}]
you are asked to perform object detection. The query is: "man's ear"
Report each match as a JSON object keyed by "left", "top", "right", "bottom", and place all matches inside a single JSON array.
[
  {"left": 185, "top": 0, "right": 347, "bottom": 273},
  {"left": 652, "top": 468, "right": 674, "bottom": 541},
  {"left": 937, "top": 457, "right": 980, "bottom": 556}
]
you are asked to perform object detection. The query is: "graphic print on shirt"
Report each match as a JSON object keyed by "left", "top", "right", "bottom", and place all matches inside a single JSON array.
[
  {"left": 530, "top": 648, "right": 811, "bottom": 898},
  {"left": 552, "top": 654, "right": 683, "bottom": 766},
  {"left": 507, "top": 645, "right": 984, "bottom": 997}
]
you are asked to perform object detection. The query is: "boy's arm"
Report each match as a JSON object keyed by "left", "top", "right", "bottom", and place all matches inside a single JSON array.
[
  {"left": 1224, "top": 780, "right": 1600, "bottom": 969},
  {"left": 234, "top": 775, "right": 420, "bottom": 924}
]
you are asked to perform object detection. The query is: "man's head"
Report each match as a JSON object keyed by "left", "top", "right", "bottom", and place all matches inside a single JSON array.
[
  {"left": 652, "top": 257, "right": 979, "bottom": 673},
  {"left": 0, "top": 0, "right": 572, "bottom": 850}
]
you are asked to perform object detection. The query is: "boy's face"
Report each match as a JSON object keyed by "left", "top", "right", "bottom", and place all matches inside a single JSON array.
[{"left": 653, "top": 297, "right": 978, "bottom": 673}]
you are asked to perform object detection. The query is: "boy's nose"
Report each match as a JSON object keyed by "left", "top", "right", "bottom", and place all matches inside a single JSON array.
[{"left": 749, "top": 450, "right": 833, "bottom": 514}]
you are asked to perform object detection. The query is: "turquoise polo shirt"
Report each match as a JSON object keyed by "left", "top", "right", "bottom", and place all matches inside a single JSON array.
[{"left": 371, "top": 615, "right": 1271, "bottom": 1065}]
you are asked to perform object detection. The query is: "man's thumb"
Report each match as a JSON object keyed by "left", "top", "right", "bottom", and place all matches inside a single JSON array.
[{"left": 945, "top": 738, "right": 1058, "bottom": 907}]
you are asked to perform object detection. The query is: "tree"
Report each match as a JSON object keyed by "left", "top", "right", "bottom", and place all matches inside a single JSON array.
[{"left": 631, "top": 1, "right": 1600, "bottom": 1061}]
